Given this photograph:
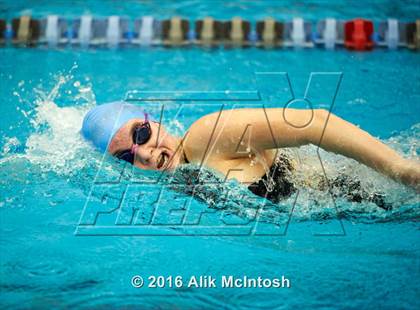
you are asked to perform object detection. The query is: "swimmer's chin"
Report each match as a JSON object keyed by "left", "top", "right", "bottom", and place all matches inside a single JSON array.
[{"left": 162, "top": 153, "right": 181, "bottom": 171}]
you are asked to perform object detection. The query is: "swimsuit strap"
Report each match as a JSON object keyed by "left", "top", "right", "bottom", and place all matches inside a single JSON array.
[
  {"left": 248, "top": 155, "right": 296, "bottom": 203},
  {"left": 183, "top": 150, "right": 190, "bottom": 164}
]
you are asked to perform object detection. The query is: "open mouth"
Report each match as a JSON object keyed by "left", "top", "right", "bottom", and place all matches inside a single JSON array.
[{"left": 157, "top": 151, "right": 169, "bottom": 169}]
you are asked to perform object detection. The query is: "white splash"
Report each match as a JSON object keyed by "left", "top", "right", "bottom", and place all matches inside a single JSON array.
[
  {"left": 2, "top": 64, "right": 99, "bottom": 175},
  {"left": 24, "top": 100, "right": 91, "bottom": 173}
]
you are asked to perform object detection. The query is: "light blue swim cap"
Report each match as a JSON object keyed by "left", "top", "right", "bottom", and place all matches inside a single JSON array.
[{"left": 81, "top": 101, "right": 154, "bottom": 152}]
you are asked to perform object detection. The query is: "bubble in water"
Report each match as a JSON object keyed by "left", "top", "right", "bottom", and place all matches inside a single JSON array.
[{"left": 1, "top": 137, "right": 21, "bottom": 155}]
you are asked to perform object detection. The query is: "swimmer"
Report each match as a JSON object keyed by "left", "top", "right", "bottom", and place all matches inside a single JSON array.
[{"left": 82, "top": 101, "right": 420, "bottom": 206}]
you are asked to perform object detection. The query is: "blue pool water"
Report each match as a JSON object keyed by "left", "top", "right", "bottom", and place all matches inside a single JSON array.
[{"left": 1, "top": 1, "right": 420, "bottom": 309}]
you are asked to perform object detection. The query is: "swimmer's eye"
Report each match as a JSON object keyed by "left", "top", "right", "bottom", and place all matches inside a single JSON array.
[
  {"left": 131, "top": 121, "right": 152, "bottom": 145},
  {"left": 114, "top": 119, "right": 152, "bottom": 165}
]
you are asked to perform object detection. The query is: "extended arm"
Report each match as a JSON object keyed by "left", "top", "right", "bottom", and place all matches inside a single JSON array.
[
  {"left": 187, "top": 108, "right": 420, "bottom": 189},
  {"left": 305, "top": 109, "right": 419, "bottom": 188}
]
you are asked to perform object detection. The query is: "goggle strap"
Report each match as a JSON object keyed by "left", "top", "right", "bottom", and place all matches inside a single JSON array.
[{"left": 131, "top": 144, "right": 138, "bottom": 154}]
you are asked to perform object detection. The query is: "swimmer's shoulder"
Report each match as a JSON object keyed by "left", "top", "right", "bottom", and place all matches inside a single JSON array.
[
  {"left": 184, "top": 117, "right": 282, "bottom": 183},
  {"left": 184, "top": 108, "right": 257, "bottom": 154},
  {"left": 183, "top": 112, "right": 223, "bottom": 163},
  {"left": 184, "top": 109, "right": 278, "bottom": 162}
]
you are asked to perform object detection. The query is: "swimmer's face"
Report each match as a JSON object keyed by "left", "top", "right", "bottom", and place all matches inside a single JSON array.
[{"left": 108, "top": 119, "right": 180, "bottom": 171}]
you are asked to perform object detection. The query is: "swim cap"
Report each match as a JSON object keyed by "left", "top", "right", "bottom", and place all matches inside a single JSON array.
[{"left": 81, "top": 101, "right": 152, "bottom": 152}]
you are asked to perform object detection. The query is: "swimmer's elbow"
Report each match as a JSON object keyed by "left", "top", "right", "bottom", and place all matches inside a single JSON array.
[{"left": 306, "top": 108, "right": 331, "bottom": 145}]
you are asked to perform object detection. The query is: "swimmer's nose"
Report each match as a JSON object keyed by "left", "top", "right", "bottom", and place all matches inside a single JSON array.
[{"left": 133, "top": 144, "right": 153, "bottom": 164}]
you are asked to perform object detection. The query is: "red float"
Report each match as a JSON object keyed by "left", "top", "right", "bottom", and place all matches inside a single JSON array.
[{"left": 344, "top": 18, "right": 374, "bottom": 50}]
